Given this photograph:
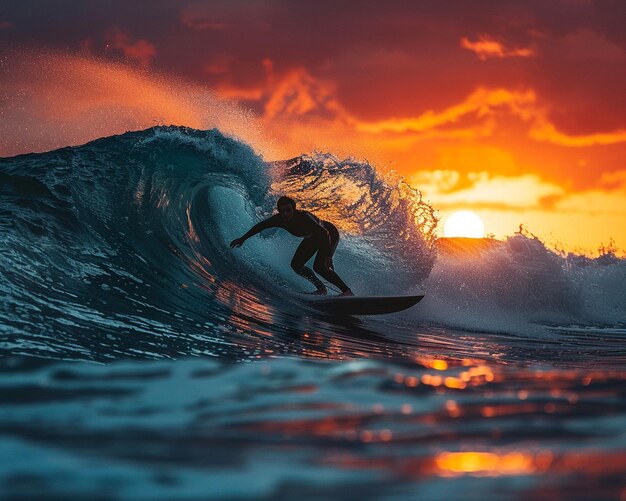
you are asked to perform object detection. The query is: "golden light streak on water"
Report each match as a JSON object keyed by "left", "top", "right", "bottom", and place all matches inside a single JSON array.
[
  {"left": 435, "top": 451, "right": 536, "bottom": 476},
  {"left": 417, "top": 358, "right": 449, "bottom": 370}
]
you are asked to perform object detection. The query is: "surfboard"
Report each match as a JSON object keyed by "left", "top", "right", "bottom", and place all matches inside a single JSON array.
[{"left": 300, "top": 294, "right": 424, "bottom": 316}]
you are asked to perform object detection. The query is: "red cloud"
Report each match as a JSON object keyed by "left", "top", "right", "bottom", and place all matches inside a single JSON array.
[
  {"left": 213, "top": 61, "right": 347, "bottom": 122},
  {"left": 106, "top": 27, "right": 156, "bottom": 66},
  {"left": 0, "top": 20, "right": 12, "bottom": 29},
  {"left": 264, "top": 69, "right": 344, "bottom": 120},
  {"left": 461, "top": 35, "right": 535, "bottom": 60}
]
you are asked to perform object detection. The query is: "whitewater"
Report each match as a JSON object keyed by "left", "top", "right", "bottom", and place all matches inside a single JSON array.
[{"left": 1, "top": 125, "right": 625, "bottom": 499}]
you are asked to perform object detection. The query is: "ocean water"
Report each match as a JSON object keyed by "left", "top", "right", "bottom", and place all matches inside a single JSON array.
[{"left": 1, "top": 126, "right": 625, "bottom": 500}]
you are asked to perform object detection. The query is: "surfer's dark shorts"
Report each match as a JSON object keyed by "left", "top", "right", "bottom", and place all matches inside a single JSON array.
[{"left": 291, "top": 221, "right": 340, "bottom": 270}]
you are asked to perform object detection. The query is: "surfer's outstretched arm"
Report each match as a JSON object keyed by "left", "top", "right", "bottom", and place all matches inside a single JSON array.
[{"left": 230, "top": 215, "right": 280, "bottom": 248}]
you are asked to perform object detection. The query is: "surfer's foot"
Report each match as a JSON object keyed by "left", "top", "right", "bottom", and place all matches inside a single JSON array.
[
  {"left": 306, "top": 287, "right": 327, "bottom": 295},
  {"left": 338, "top": 289, "right": 354, "bottom": 297}
]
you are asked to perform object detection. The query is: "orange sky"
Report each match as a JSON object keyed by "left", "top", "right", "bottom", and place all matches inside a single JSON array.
[{"left": 1, "top": 1, "right": 625, "bottom": 254}]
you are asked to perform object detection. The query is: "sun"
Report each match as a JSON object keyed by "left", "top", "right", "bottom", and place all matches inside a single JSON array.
[{"left": 443, "top": 211, "right": 485, "bottom": 238}]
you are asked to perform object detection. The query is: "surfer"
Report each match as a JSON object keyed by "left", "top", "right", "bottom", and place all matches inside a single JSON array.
[{"left": 230, "top": 196, "right": 354, "bottom": 296}]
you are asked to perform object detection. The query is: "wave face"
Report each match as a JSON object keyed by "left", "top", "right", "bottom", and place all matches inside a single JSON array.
[
  {"left": 0, "top": 126, "right": 438, "bottom": 361},
  {"left": 1, "top": 125, "right": 625, "bottom": 363}
]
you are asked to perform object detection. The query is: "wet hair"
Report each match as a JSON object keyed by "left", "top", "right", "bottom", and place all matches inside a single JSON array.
[{"left": 276, "top": 196, "right": 296, "bottom": 210}]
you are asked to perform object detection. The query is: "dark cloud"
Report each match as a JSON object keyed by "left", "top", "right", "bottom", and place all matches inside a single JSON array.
[{"left": 0, "top": 1, "right": 624, "bottom": 167}]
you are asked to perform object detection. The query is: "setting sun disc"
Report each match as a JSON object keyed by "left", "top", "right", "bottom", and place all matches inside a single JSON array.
[{"left": 443, "top": 211, "right": 485, "bottom": 238}]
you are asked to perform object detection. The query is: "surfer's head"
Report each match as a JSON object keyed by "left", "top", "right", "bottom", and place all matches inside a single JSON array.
[{"left": 277, "top": 196, "right": 296, "bottom": 221}]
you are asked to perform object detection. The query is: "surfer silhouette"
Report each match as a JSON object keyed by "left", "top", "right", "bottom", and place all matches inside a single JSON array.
[{"left": 230, "top": 196, "right": 354, "bottom": 296}]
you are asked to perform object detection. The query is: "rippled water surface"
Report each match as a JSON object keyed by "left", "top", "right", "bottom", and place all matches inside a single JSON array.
[{"left": 2, "top": 341, "right": 626, "bottom": 500}]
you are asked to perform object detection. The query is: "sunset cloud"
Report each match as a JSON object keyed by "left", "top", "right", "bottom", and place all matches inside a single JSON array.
[
  {"left": 355, "top": 88, "right": 537, "bottom": 134},
  {"left": 354, "top": 86, "right": 626, "bottom": 149},
  {"left": 106, "top": 27, "right": 157, "bottom": 66},
  {"left": 264, "top": 69, "right": 344, "bottom": 120},
  {"left": 214, "top": 63, "right": 348, "bottom": 122},
  {"left": 529, "top": 122, "right": 626, "bottom": 147},
  {"left": 413, "top": 171, "right": 565, "bottom": 210},
  {"left": 600, "top": 171, "right": 626, "bottom": 190},
  {"left": 460, "top": 35, "right": 535, "bottom": 60},
  {"left": 556, "top": 188, "right": 626, "bottom": 216}
]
